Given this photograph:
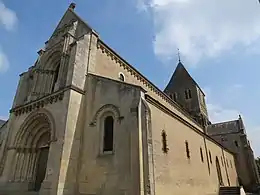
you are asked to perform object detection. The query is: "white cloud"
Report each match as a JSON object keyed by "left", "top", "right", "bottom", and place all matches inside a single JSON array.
[
  {"left": 0, "top": 49, "right": 9, "bottom": 72},
  {"left": 207, "top": 103, "right": 239, "bottom": 123},
  {"left": 0, "top": 115, "right": 7, "bottom": 121},
  {"left": 139, "top": 0, "right": 260, "bottom": 64},
  {"left": 0, "top": 1, "right": 17, "bottom": 31},
  {"left": 204, "top": 87, "right": 240, "bottom": 123}
]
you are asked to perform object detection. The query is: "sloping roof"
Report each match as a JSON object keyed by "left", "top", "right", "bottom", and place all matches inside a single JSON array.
[
  {"left": 165, "top": 62, "right": 205, "bottom": 96},
  {"left": 50, "top": 4, "right": 98, "bottom": 40},
  {"left": 0, "top": 120, "right": 6, "bottom": 128}
]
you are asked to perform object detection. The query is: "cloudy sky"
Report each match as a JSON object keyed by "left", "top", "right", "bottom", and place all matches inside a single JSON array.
[{"left": 0, "top": 0, "right": 260, "bottom": 156}]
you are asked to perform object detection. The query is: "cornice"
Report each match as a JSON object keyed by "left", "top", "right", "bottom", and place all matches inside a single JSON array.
[
  {"left": 10, "top": 91, "right": 65, "bottom": 116},
  {"left": 97, "top": 40, "right": 202, "bottom": 129},
  {"left": 10, "top": 85, "right": 85, "bottom": 117},
  {"left": 145, "top": 94, "right": 236, "bottom": 155}
]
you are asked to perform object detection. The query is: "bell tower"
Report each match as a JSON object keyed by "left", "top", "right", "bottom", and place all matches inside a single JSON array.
[{"left": 164, "top": 60, "right": 210, "bottom": 128}]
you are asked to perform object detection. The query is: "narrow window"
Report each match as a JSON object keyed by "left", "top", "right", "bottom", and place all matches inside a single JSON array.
[
  {"left": 230, "top": 160, "right": 232, "bottom": 168},
  {"left": 185, "top": 141, "right": 190, "bottom": 159},
  {"left": 161, "top": 130, "right": 168, "bottom": 153},
  {"left": 226, "top": 159, "right": 229, "bottom": 167},
  {"left": 188, "top": 89, "right": 192, "bottom": 98},
  {"left": 221, "top": 156, "right": 224, "bottom": 166},
  {"left": 51, "top": 64, "right": 60, "bottom": 92},
  {"left": 103, "top": 116, "right": 114, "bottom": 152},
  {"left": 185, "top": 89, "right": 192, "bottom": 99},
  {"left": 119, "top": 73, "right": 125, "bottom": 82},
  {"left": 200, "top": 147, "right": 204, "bottom": 162},
  {"left": 185, "top": 90, "right": 188, "bottom": 99},
  {"left": 209, "top": 151, "right": 212, "bottom": 164},
  {"left": 234, "top": 141, "right": 239, "bottom": 147},
  {"left": 173, "top": 92, "right": 178, "bottom": 102}
]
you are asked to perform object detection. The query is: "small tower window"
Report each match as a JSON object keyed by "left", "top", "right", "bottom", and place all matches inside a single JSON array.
[
  {"left": 173, "top": 92, "right": 178, "bottom": 101},
  {"left": 103, "top": 116, "right": 114, "bottom": 152},
  {"left": 185, "top": 89, "right": 192, "bottom": 99},
  {"left": 161, "top": 130, "right": 169, "bottom": 153},
  {"left": 200, "top": 147, "right": 204, "bottom": 162},
  {"left": 185, "top": 140, "right": 190, "bottom": 159},
  {"left": 119, "top": 73, "right": 125, "bottom": 82},
  {"left": 209, "top": 151, "right": 212, "bottom": 164},
  {"left": 234, "top": 141, "right": 239, "bottom": 147},
  {"left": 51, "top": 64, "right": 60, "bottom": 92}
]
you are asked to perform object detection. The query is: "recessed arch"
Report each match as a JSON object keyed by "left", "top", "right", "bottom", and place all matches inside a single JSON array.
[
  {"left": 90, "top": 104, "right": 122, "bottom": 126},
  {"left": 11, "top": 109, "right": 55, "bottom": 191},
  {"left": 13, "top": 109, "right": 56, "bottom": 148},
  {"left": 39, "top": 50, "right": 62, "bottom": 70}
]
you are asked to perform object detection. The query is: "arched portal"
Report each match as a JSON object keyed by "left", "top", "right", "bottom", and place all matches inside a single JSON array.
[
  {"left": 216, "top": 156, "right": 224, "bottom": 186},
  {"left": 12, "top": 112, "right": 55, "bottom": 192}
]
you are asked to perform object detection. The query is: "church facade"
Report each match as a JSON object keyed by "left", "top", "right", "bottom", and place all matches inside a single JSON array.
[{"left": 0, "top": 3, "right": 257, "bottom": 195}]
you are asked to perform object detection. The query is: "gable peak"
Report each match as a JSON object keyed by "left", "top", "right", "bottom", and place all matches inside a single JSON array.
[{"left": 69, "top": 3, "right": 76, "bottom": 10}]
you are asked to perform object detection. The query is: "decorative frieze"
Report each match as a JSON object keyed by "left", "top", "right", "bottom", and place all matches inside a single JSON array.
[{"left": 10, "top": 91, "right": 64, "bottom": 116}]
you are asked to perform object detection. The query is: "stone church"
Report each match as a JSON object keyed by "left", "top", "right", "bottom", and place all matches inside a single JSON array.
[{"left": 0, "top": 3, "right": 258, "bottom": 195}]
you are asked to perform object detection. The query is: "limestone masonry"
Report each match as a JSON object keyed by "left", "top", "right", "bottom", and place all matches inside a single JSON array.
[{"left": 0, "top": 3, "right": 259, "bottom": 195}]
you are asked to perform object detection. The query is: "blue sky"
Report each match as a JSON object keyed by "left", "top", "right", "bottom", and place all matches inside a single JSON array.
[{"left": 0, "top": 0, "right": 260, "bottom": 156}]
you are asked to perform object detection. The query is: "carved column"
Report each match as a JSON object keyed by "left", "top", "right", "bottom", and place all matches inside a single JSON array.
[
  {"left": 14, "top": 151, "right": 23, "bottom": 181},
  {"left": 9, "top": 151, "right": 19, "bottom": 181},
  {"left": 42, "top": 71, "right": 50, "bottom": 95},
  {"left": 21, "top": 149, "right": 30, "bottom": 181},
  {"left": 27, "top": 149, "right": 37, "bottom": 182}
]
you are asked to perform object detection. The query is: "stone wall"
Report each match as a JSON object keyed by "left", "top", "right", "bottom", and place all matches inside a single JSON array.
[
  {"left": 90, "top": 37, "right": 239, "bottom": 195},
  {"left": 77, "top": 74, "right": 143, "bottom": 195},
  {"left": 145, "top": 98, "right": 237, "bottom": 195}
]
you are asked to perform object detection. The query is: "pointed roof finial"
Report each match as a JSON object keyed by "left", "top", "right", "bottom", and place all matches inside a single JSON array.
[
  {"left": 177, "top": 48, "right": 181, "bottom": 63},
  {"left": 69, "top": 2, "right": 76, "bottom": 10}
]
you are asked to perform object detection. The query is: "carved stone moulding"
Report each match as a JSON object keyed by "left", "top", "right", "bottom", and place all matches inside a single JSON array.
[{"left": 11, "top": 91, "right": 64, "bottom": 116}]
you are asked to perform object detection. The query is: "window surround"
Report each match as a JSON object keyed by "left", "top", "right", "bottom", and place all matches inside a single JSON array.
[
  {"left": 98, "top": 111, "right": 116, "bottom": 155},
  {"left": 209, "top": 151, "right": 212, "bottom": 164},
  {"left": 185, "top": 89, "right": 192, "bottom": 99},
  {"left": 200, "top": 147, "right": 204, "bottom": 162},
  {"left": 161, "top": 130, "right": 169, "bottom": 153},
  {"left": 185, "top": 140, "right": 190, "bottom": 159},
  {"left": 118, "top": 72, "right": 125, "bottom": 82}
]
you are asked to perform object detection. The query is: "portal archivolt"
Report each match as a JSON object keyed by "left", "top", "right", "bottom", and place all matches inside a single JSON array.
[{"left": 11, "top": 112, "right": 55, "bottom": 191}]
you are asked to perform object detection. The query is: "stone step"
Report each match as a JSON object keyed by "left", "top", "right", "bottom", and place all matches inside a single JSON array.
[
  {"left": 0, "top": 191, "right": 38, "bottom": 195},
  {"left": 219, "top": 186, "right": 240, "bottom": 195}
]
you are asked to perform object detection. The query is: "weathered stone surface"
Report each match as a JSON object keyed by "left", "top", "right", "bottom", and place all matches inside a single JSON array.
[{"left": 0, "top": 3, "right": 253, "bottom": 195}]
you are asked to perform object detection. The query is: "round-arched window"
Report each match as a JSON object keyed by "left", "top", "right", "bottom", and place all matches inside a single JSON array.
[{"left": 119, "top": 73, "right": 125, "bottom": 82}]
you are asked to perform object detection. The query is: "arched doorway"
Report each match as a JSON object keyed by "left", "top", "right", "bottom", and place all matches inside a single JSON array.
[
  {"left": 216, "top": 156, "right": 224, "bottom": 186},
  {"left": 12, "top": 113, "right": 54, "bottom": 192},
  {"left": 34, "top": 132, "right": 50, "bottom": 191}
]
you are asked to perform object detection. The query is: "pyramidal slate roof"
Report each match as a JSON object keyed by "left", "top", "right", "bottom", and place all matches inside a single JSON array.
[{"left": 165, "top": 61, "right": 205, "bottom": 96}]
